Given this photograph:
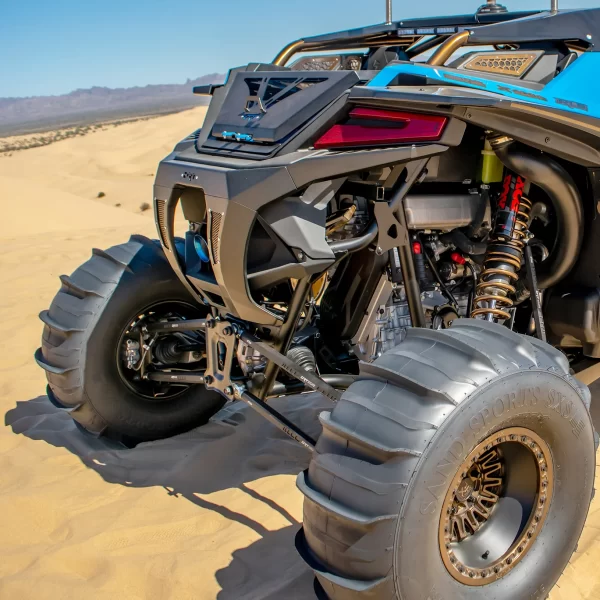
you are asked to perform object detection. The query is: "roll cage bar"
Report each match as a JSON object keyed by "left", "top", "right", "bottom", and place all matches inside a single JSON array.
[{"left": 272, "top": 8, "right": 598, "bottom": 66}]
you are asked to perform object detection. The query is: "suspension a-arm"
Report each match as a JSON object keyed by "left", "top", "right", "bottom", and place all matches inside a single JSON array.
[{"left": 144, "top": 316, "right": 353, "bottom": 452}]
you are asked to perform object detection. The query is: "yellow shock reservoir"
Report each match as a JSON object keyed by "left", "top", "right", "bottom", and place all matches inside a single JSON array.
[{"left": 480, "top": 138, "right": 505, "bottom": 183}]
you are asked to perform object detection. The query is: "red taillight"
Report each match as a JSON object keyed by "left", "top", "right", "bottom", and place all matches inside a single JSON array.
[
  {"left": 412, "top": 241, "right": 422, "bottom": 255},
  {"left": 314, "top": 107, "right": 447, "bottom": 150}
]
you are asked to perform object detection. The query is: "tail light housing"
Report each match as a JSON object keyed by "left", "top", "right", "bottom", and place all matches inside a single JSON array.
[{"left": 314, "top": 107, "right": 447, "bottom": 149}]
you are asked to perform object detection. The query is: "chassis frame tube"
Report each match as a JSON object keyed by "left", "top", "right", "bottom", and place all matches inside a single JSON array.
[
  {"left": 264, "top": 374, "right": 356, "bottom": 397},
  {"left": 254, "top": 277, "right": 313, "bottom": 400},
  {"left": 147, "top": 372, "right": 354, "bottom": 396},
  {"left": 395, "top": 200, "right": 426, "bottom": 328},
  {"left": 146, "top": 371, "right": 205, "bottom": 384},
  {"left": 240, "top": 330, "right": 343, "bottom": 403},
  {"left": 234, "top": 386, "right": 316, "bottom": 451},
  {"left": 145, "top": 318, "right": 208, "bottom": 333}
]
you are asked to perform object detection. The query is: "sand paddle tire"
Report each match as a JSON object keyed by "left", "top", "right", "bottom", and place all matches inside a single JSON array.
[
  {"left": 36, "top": 235, "right": 225, "bottom": 444},
  {"left": 296, "top": 319, "right": 596, "bottom": 600}
]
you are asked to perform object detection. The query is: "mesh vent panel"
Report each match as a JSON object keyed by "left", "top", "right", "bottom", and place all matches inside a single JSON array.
[
  {"left": 156, "top": 199, "right": 169, "bottom": 249},
  {"left": 210, "top": 211, "right": 223, "bottom": 264},
  {"left": 463, "top": 53, "right": 538, "bottom": 77}
]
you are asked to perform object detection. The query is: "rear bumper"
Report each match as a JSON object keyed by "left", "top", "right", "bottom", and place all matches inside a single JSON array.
[{"left": 153, "top": 143, "right": 453, "bottom": 325}]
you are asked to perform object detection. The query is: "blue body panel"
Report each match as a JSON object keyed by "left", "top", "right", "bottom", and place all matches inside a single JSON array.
[{"left": 368, "top": 53, "right": 600, "bottom": 120}]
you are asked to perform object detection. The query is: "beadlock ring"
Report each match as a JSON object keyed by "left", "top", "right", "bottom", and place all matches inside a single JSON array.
[{"left": 438, "top": 427, "right": 554, "bottom": 586}]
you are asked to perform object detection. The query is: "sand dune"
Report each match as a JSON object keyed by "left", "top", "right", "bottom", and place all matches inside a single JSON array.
[
  {"left": 1, "top": 107, "right": 600, "bottom": 600},
  {"left": 0, "top": 106, "right": 208, "bottom": 219}
]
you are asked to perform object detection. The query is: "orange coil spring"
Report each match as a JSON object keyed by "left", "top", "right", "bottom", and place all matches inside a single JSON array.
[{"left": 471, "top": 196, "right": 532, "bottom": 321}]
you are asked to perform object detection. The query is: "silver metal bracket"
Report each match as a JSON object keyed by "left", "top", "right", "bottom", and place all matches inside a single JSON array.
[
  {"left": 373, "top": 200, "right": 409, "bottom": 255},
  {"left": 203, "top": 319, "right": 237, "bottom": 397}
]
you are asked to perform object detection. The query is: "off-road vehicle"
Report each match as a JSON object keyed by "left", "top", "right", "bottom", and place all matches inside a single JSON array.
[{"left": 37, "top": 1, "right": 600, "bottom": 597}]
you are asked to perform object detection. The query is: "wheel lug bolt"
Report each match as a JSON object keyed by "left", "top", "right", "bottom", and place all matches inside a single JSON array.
[
  {"left": 518, "top": 546, "right": 523, "bottom": 553},
  {"left": 469, "top": 571, "right": 475, "bottom": 578},
  {"left": 494, "top": 566, "right": 500, "bottom": 573},
  {"left": 507, "top": 558, "right": 513, "bottom": 565}
]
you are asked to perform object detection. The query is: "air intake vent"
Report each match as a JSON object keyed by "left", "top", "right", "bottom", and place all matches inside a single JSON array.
[
  {"left": 156, "top": 199, "right": 170, "bottom": 249},
  {"left": 461, "top": 51, "right": 539, "bottom": 77},
  {"left": 210, "top": 210, "right": 223, "bottom": 264},
  {"left": 244, "top": 77, "right": 326, "bottom": 112}
]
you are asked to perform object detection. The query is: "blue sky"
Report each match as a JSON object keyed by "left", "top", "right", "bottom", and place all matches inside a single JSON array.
[{"left": 1, "top": 0, "right": 597, "bottom": 98}]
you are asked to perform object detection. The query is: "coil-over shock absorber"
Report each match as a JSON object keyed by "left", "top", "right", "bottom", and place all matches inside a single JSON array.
[{"left": 471, "top": 171, "right": 532, "bottom": 321}]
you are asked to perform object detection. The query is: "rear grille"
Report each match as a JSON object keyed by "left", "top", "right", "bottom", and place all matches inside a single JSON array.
[
  {"left": 210, "top": 210, "right": 223, "bottom": 263},
  {"left": 156, "top": 199, "right": 169, "bottom": 249}
]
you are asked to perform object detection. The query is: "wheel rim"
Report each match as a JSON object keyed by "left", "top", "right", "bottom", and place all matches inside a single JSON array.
[
  {"left": 438, "top": 427, "right": 553, "bottom": 585},
  {"left": 116, "top": 300, "right": 206, "bottom": 402}
]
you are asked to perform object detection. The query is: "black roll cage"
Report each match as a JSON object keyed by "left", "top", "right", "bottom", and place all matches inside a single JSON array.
[
  {"left": 272, "top": 10, "right": 540, "bottom": 66},
  {"left": 272, "top": 8, "right": 598, "bottom": 67}
]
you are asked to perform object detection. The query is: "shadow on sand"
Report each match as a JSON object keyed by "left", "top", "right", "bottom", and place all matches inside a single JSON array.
[
  {"left": 5, "top": 392, "right": 331, "bottom": 598},
  {"left": 8, "top": 381, "right": 600, "bottom": 599}
]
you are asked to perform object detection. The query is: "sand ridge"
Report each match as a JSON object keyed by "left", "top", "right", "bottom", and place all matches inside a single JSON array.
[
  {"left": 0, "top": 107, "right": 599, "bottom": 599},
  {"left": 0, "top": 106, "right": 208, "bottom": 225}
]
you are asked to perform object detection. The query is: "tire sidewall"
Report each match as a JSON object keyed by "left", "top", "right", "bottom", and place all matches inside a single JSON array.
[
  {"left": 83, "top": 241, "right": 224, "bottom": 440},
  {"left": 395, "top": 369, "right": 595, "bottom": 600}
]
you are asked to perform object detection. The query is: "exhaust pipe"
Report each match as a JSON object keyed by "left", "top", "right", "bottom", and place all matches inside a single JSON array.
[{"left": 493, "top": 139, "right": 583, "bottom": 289}]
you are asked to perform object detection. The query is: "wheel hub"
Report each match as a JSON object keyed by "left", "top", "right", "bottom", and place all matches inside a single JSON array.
[
  {"left": 116, "top": 300, "right": 207, "bottom": 401},
  {"left": 439, "top": 427, "right": 553, "bottom": 585},
  {"left": 454, "top": 476, "right": 476, "bottom": 503}
]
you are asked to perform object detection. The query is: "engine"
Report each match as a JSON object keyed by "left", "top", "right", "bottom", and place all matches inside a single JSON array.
[
  {"left": 331, "top": 182, "right": 491, "bottom": 361},
  {"left": 351, "top": 244, "right": 476, "bottom": 361}
]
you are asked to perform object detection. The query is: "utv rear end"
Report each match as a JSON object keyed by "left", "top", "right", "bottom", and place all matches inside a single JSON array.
[{"left": 37, "top": 2, "right": 600, "bottom": 597}]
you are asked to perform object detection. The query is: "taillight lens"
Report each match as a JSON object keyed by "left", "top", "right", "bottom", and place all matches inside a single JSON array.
[{"left": 314, "top": 107, "right": 447, "bottom": 150}]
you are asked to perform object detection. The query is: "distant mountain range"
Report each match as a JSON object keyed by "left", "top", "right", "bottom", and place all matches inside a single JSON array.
[{"left": 0, "top": 74, "right": 225, "bottom": 136}]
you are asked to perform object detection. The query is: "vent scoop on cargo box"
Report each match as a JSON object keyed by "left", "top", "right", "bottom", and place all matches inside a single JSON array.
[{"left": 202, "top": 70, "right": 359, "bottom": 157}]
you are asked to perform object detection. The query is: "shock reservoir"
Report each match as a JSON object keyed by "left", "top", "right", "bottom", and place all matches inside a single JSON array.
[{"left": 479, "top": 138, "right": 505, "bottom": 184}]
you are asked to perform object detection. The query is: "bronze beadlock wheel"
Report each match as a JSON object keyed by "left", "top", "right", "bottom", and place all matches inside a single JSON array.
[
  {"left": 438, "top": 427, "right": 553, "bottom": 585},
  {"left": 298, "top": 319, "right": 595, "bottom": 600}
]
